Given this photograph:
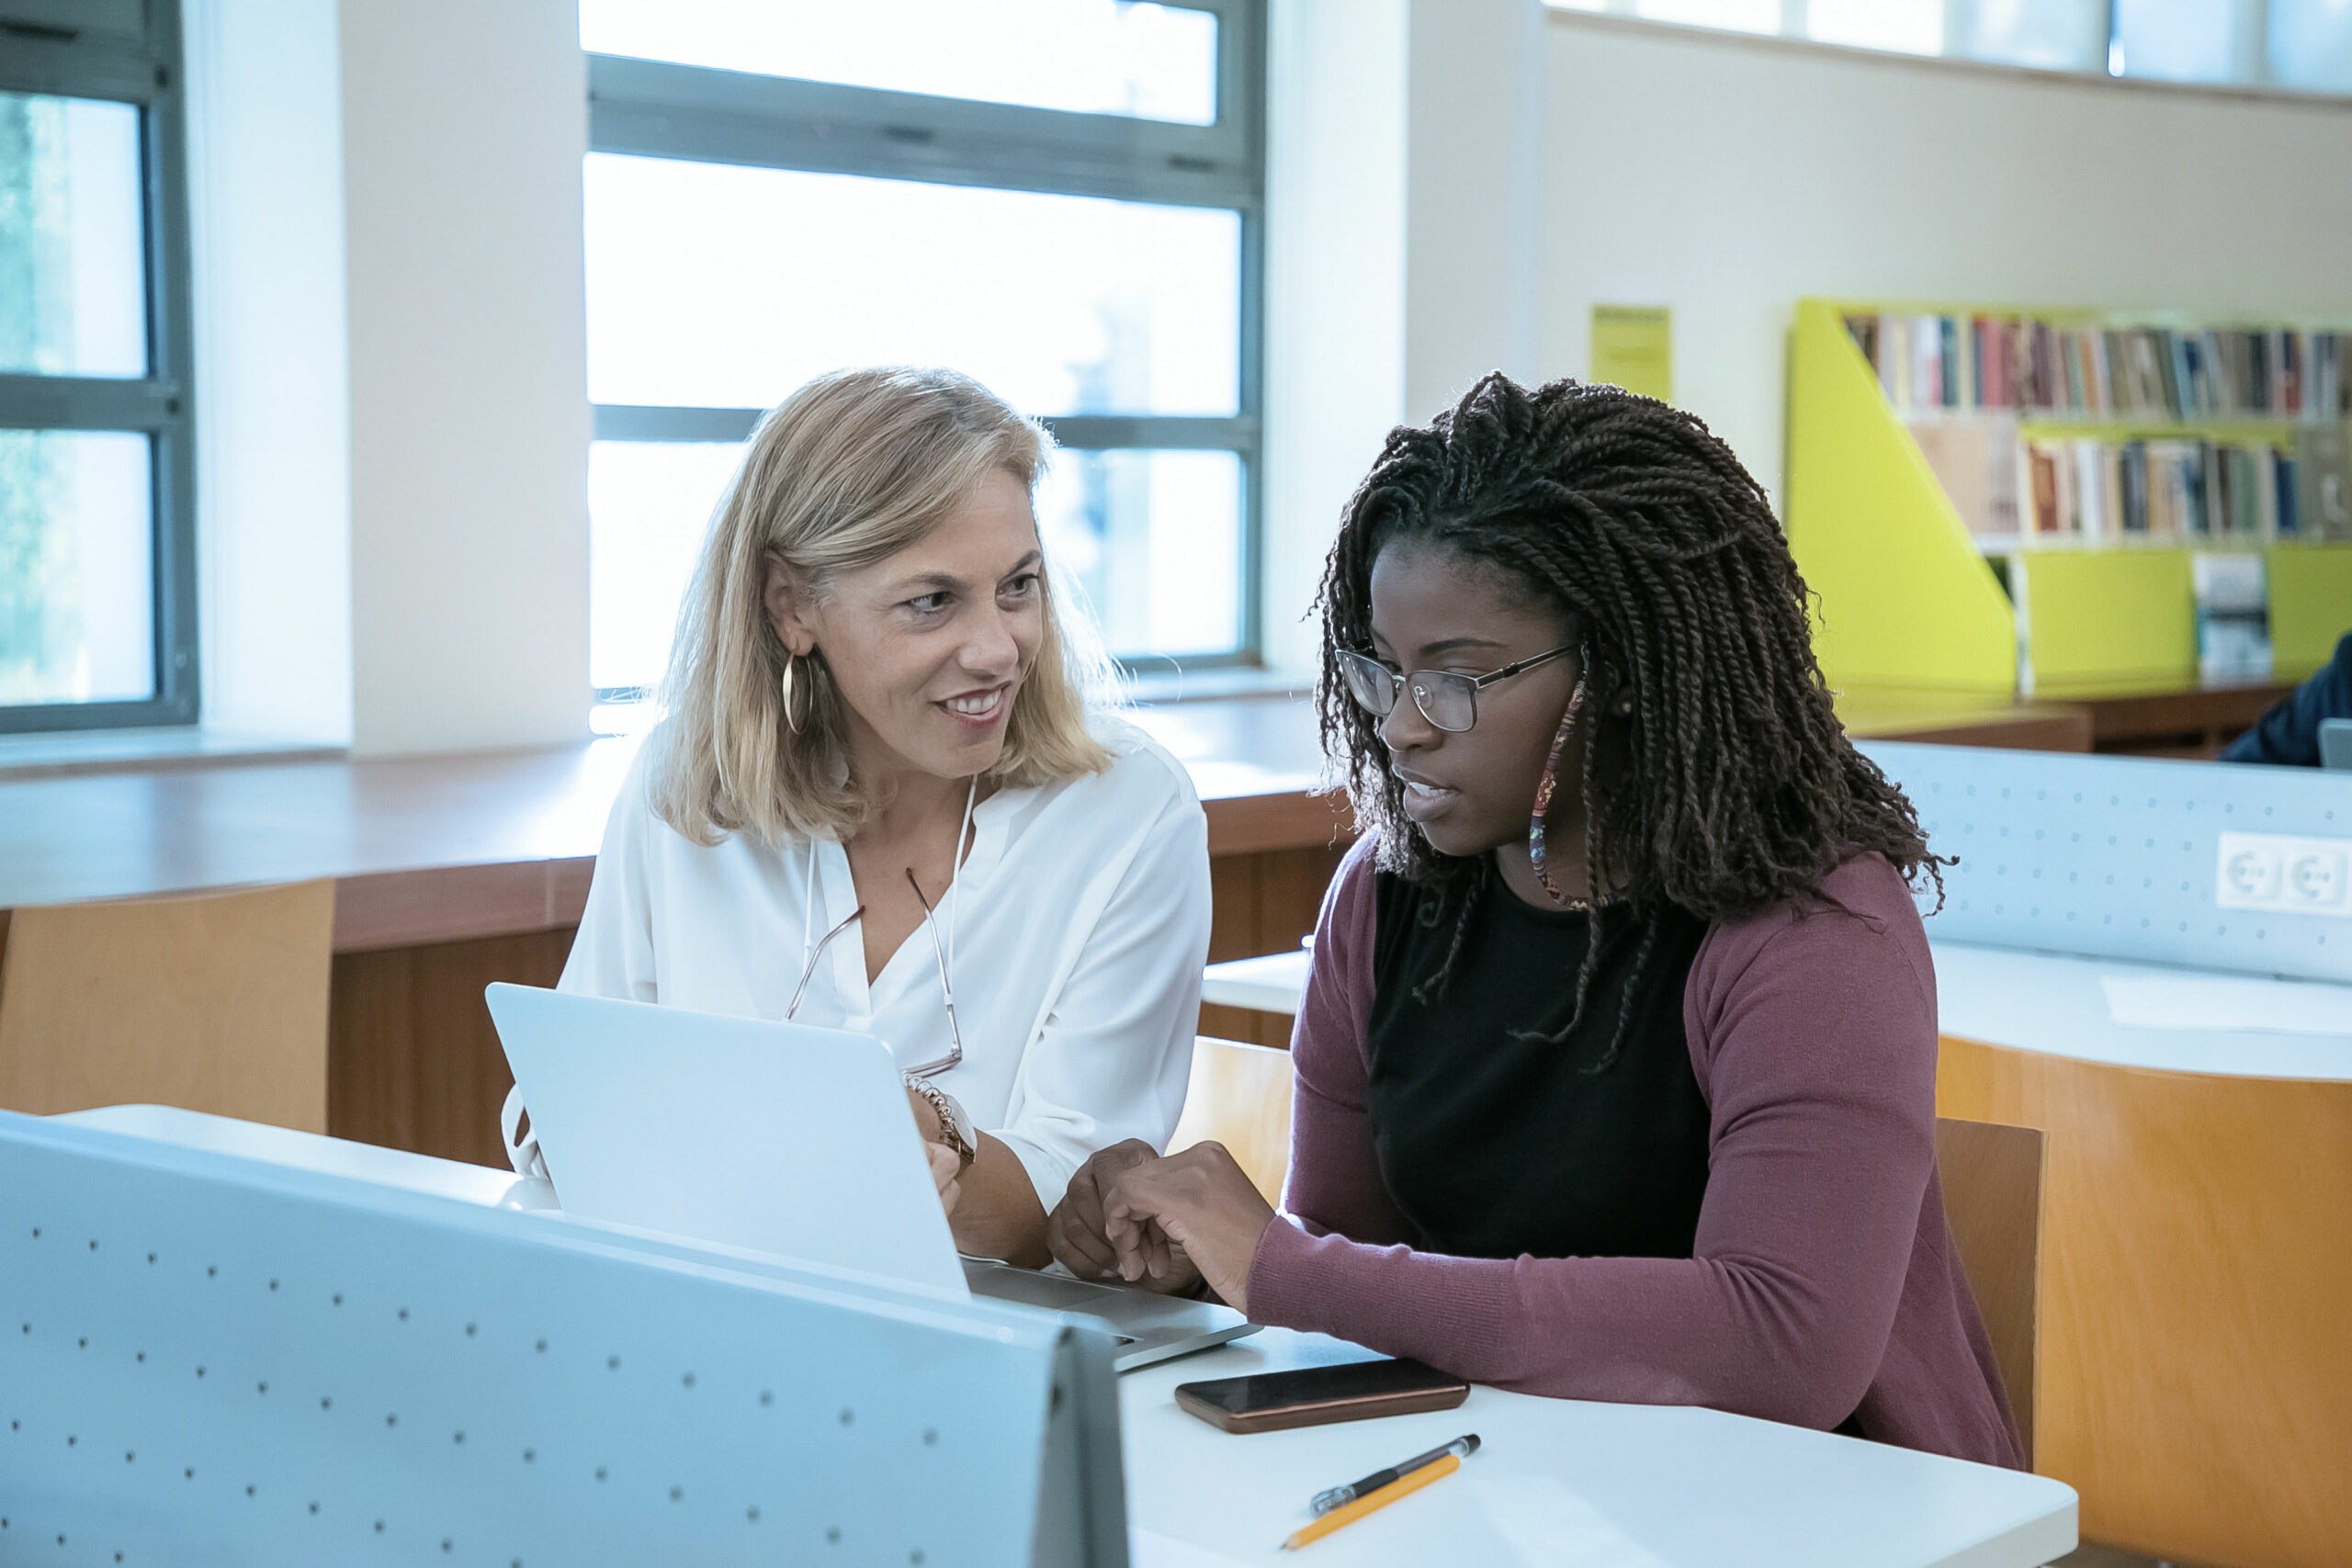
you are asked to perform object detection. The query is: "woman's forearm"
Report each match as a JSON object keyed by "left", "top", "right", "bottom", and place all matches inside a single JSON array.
[{"left": 948, "top": 1133, "right": 1050, "bottom": 1268}]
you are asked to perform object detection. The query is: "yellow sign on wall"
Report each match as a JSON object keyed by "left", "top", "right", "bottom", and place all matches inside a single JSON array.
[{"left": 1590, "top": 304, "right": 1673, "bottom": 403}]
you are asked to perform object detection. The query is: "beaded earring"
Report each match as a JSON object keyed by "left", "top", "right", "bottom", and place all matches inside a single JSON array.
[{"left": 1527, "top": 675, "right": 1590, "bottom": 908}]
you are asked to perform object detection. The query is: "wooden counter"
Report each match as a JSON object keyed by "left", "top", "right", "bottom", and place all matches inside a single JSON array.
[
  {"left": 0, "top": 691, "right": 2107, "bottom": 1166},
  {"left": 2043, "top": 676, "right": 2294, "bottom": 757}
]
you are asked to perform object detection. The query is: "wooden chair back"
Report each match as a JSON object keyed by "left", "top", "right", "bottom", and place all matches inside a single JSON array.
[
  {"left": 1941, "top": 1037, "right": 2352, "bottom": 1565},
  {"left": 1934, "top": 1114, "right": 2045, "bottom": 1468},
  {"left": 1167, "top": 1034, "right": 1295, "bottom": 1204},
  {"left": 0, "top": 880, "right": 336, "bottom": 1133}
]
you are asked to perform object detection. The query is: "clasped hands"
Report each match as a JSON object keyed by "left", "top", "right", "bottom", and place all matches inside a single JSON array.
[{"left": 1044, "top": 1139, "right": 1276, "bottom": 1317}]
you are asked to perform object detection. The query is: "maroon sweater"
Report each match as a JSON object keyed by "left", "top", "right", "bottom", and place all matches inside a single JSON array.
[{"left": 1246, "top": 837, "right": 2024, "bottom": 1469}]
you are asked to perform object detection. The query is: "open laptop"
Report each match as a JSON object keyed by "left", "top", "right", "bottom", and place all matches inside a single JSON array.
[
  {"left": 482, "top": 983, "right": 1256, "bottom": 1372},
  {"left": 2321, "top": 718, "right": 2352, "bottom": 771}
]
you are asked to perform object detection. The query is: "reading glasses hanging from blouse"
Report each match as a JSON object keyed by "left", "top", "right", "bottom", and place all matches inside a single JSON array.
[{"left": 784, "top": 774, "right": 976, "bottom": 1080}]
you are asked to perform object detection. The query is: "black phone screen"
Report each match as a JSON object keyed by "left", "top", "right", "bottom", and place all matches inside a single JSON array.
[{"left": 1180, "top": 1357, "right": 1463, "bottom": 1416}]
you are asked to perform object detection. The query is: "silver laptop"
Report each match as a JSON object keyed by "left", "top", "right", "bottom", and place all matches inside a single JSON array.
[
  {"left": 483, "top": 983, "right": 1256, "bottom": 1372},
  {"left": 2322, "top": 718, "right": 2352, "bottom": 771}
]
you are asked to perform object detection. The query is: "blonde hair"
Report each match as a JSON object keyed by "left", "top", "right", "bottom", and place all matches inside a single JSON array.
[{"left": 652, "top": 367, "right": 1114, "bottom": 847}]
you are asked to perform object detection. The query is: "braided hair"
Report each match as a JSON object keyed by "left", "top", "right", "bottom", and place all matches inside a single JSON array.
[{"left": 1317, "top": 373, "right": 1942, "bottom": 1067}]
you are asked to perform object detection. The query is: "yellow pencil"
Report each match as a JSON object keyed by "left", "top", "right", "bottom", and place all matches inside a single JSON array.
[{"left": 1280, "top": 1453, "right": 1460, "bottom": 1551}]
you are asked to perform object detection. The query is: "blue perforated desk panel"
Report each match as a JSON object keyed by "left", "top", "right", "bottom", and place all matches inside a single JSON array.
[
  {"left": 1864, "top": 741, "right": 2352, "bottom": 984},
  {"left": 0, "top": 1111, "right": 1125, "bottom": 1567}
]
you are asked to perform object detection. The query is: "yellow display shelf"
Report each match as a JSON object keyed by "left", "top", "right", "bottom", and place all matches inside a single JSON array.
[
  {"left": 1786, "top": 297, "right": 2352, "bottom": 696},
  {"left": 2268, "top": 544, "right": 2352, "bottom": 677},
  {"left": 2017, "top": 549, "right": 2195, "bottom": 693},
  {"left": 1785, "top": 299, "right": 2015, "bottom": 694}
]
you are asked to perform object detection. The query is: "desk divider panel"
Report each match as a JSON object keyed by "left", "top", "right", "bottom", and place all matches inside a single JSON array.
[
  {"left": 0, "top": 1113, "right": 1125, "bottom": 1568},
  {"left": 1863, "top": 740, "right": 2352, "bottom": 984}
]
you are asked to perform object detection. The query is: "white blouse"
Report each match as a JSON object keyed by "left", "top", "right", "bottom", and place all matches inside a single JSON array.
[{"left": 559, "top": 716, "right": 1213, "bottom": 1211}]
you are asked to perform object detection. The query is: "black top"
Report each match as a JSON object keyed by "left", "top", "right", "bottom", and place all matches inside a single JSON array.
[{"left": 1366, "top": 866, "right": 1713, "bottom": 1263}]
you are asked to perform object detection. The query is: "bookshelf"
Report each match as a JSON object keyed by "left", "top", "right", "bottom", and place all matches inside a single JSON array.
[{"left": 1785, "top": 298, "right": 2352, "bottom": 696}]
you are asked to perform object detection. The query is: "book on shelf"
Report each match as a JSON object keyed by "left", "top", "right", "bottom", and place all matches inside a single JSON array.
[
  {"left": 2192, "top": 553, "right": 2273, "bottom": 681},
  {"left": 1843, "top": 310, "right": 2352, "bottom": 422},
  {"left": 2300, "top": 423, "right": 2352, "bottom": 541},
  {"left": 1909, "top": 416, "right": 2018, "bottom": 538},
  {"left": 1910, "top": 421, "right": 2343, "bottom": 544}
]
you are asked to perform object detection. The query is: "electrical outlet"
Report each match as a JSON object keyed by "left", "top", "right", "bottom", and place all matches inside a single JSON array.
[
  {"left": 2222, "top": 840, "right": 2281, "bottom": 901},
  {"left": 2289, "top": 847, "right": 2346, "bottom": 908},
  {"left": 2216, "top": 831, "right": 2352, "bottom": 916}
]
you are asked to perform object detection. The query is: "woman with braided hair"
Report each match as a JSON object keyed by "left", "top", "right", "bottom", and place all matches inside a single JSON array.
[{"left": 1047, "top": 372, "right": 2023, "bottom": 1466}]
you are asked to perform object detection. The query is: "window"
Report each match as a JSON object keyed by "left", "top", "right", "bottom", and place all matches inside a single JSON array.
[
  {"left": 1549, "top": 0, "right": 2352, "bottom": 94},
  {"left": 1959, "top": 0, "right": 2109, "bottom": 72},
  {"left": 2111, "top": 0, "right": 2243, "bottom": 84},
  {"left": 0, "top": 0, "right": 196, "bottom": 731},
  {"left": 581, "top": 0, "right": 1264, "bottom": 700},
  {"left": 2269, "top": 0, "right": 2352, "bottom": 91},
  {"left": 1807, "top": 0, "right": 1942, "bottom": 56}
]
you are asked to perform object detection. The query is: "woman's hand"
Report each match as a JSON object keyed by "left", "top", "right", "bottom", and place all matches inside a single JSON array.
[
  {"left": 906, "top": 1085, "right": 944, "bottom": 1142},
  {"left": 925, "top": 1139, "right": 963, "bottom": 1216},
  {"left": 1049, "top": 1140, "right": 1202, "bottom": 1294},
  {"left": 907, "top": 1087, "right": 964, "bottom": 1216},
  {"left": 1102, "top": 1143, "right": 1276, "bottom": 1316}
]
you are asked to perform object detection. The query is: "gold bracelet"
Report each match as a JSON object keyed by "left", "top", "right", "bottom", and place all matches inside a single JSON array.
[{"left": 904, "top": 1075, "right": 976, "bottom": 1169}]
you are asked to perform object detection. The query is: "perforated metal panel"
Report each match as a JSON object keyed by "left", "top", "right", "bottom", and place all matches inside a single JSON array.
[
  {"left": 1864, "top": 740, "right": 2352, "bottom": 983},
  {"left": 0, "top": 1113, "right": 1125, "bottom": 1567}
]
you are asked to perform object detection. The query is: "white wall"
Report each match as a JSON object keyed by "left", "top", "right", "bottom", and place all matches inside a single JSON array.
[
  {"left": 185, "top": 0, "right": 353, "bottom": 743},
  {"left": 339, "top": 0, "right": 592, "bottom": 755},
  {"left": 192, "top": 4, "right": 2352, "bottom": 720},
  {"left": 1259, "top": 0, "right": 1550, "bottom": 679},
  {"left": 1261, "top": 0, "right": 1408, "bottom": 677},
  {"left": 1539, "top": 13, "right": 2352, "bottom": 507},
  {"left": 1404, "top": 0, "right": 1547, "bottom": 418}
]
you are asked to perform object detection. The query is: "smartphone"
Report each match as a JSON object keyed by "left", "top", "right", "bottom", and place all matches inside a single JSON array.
[{"left": 1174, "top": 1358, "right": 1470, "bottom": 1434}]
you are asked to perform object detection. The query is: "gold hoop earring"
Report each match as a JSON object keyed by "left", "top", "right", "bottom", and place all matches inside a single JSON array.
[{"left": 780, "top": 653, "right": 803, "bottom": 737}]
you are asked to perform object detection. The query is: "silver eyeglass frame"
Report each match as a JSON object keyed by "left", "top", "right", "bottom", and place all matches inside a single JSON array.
[
  {"left": 1337, "top": 644, "right": 1578, "bottom": 733},
  {"left": 782, "top": 873, "right": 965, "bottom": 1081}
]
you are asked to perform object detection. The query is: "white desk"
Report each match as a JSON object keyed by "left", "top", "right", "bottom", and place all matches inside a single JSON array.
[
  {"left": 1125, "top": 1330, "right": 2072, "bottom": 1567},
  {"left": 1931, "top": 942, "right": 2352, "bottom": 1078},
  {"left": 60, "top": 1106, "right": 2074, "bottom": 1568},
  {"left": 1201, "top": 949, "right": 1312, "bottom": 1016},
  {"left": 1203, "top": 943, "right": 2352, "bottom": 1079}
]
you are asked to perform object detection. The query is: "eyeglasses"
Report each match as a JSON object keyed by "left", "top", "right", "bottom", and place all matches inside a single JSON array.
[
  {"left": 1337, "top": 645, "right": 1577, "bottom": 734},
  {"left": 784, "top": 869, "right": 964, "bottom": 1080}
]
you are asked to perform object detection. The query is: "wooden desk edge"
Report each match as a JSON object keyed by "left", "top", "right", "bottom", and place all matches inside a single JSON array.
[
  {"left": 0, "top": 792, "right": 1355, "bottom": 959},
  {"left": 300, "top": 790, "right": 1354, "bottom": 953},
  {"left": 328, "top": 859, "right": 597, "bottom": 953},
  {"left": 1846, "top": 706, "right": 2095, "bottom": 754}
]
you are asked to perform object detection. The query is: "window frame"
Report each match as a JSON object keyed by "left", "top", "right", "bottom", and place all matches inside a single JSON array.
[
  {"left": 584, "top": 0, "right": 1267, "bottom": 698},
  {"left": 0, "top": 0, "right": 200, "bottom": 733}
]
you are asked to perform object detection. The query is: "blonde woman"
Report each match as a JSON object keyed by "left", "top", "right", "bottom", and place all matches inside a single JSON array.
[{"left": 556, "top": 367, "right": 1212, "bottom": 1268}]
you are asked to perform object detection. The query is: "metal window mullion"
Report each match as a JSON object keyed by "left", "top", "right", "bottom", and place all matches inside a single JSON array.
[
  {"left": 594, "top": 406, "right": 759, "bottom": 444},
  {"left": 1235, "top": 199, "right": 1265, "bottom": 665},
  {"left": 587, "top": 57, "right": 1259, "bottom": 210},
  {"left": 1042, "top": 415, "right": 1255, "bottom": 451},
  {"left": 0, "top": 375, "right": 179, "bottom": 429},
  {"left": 145, "top": 0, "right": 199, "bottom": 725},
  {"left": 594, "top": 406, "right": 1261, "bottom": 453},
  {"left": 0, "top": 35, "right": 160, "bottom": 102}
]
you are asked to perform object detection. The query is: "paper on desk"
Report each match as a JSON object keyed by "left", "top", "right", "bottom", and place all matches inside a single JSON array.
[
  {"left": 1131, "top": 1529, "right": 1242, "bottom": 1568},
  {"left": 2101, "top": 974, "right": 2352, "bottom": 1036}
]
